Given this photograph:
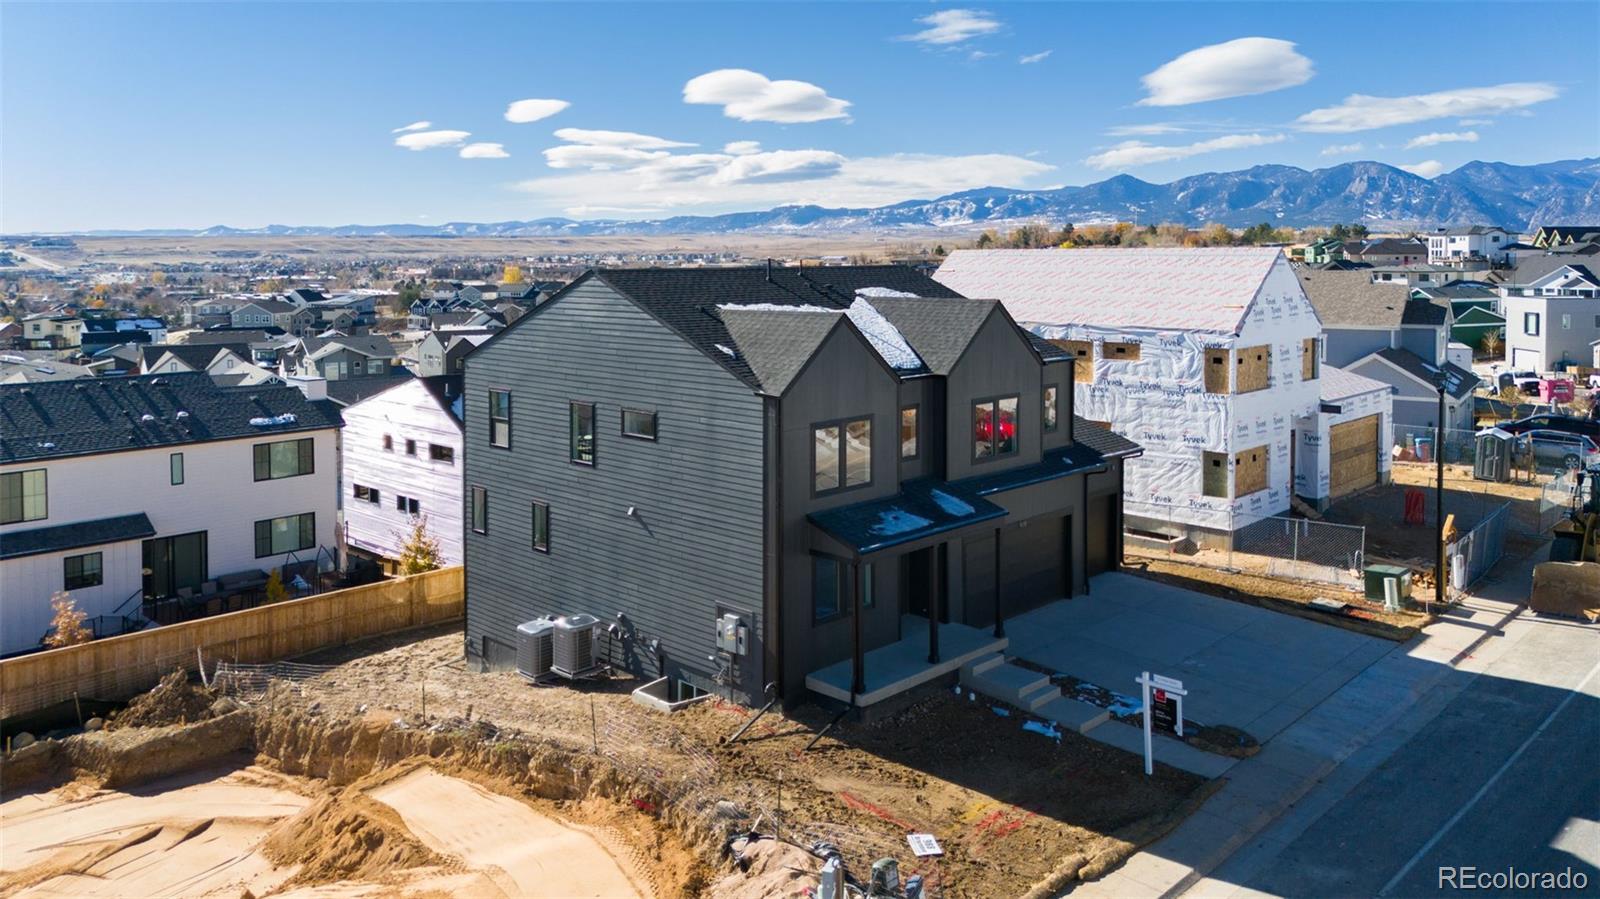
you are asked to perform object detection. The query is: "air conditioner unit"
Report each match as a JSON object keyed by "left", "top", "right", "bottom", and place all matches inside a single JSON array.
[
  {"left": 551, "top": 613, "right": 601, "bottom": 678},
  {"left": 516, "top": 618, "right": 555, "bottom": 680}
]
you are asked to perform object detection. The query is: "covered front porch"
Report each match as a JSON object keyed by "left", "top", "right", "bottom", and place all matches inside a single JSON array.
[{"left": 805, "top": 614, "right": 1008, "bottom": 707}]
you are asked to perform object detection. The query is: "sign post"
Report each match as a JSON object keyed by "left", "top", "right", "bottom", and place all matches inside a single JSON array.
[{"left": 1135, "top": 671, "right": 1188, "bottom": 776}]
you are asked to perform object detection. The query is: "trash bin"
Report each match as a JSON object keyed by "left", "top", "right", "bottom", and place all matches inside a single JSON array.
[
  {"left": 1363, "top": 564, "right": 1413, "bottom": 604},
  {"left": 1414, "top": 436, "right": 1433, "bottom": 463}
]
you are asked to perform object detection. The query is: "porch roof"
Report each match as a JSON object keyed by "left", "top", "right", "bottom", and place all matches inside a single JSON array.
[
  {"left": 808, "top": 478, "right": 1005, "bottom": 556},
  {"left": 0, "top": 512, "right": 154, "bottom": 560}
]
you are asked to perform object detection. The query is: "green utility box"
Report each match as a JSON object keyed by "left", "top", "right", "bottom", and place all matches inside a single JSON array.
[{"left": 1363, "top": 564, "right": 1413, "bottom": 603}]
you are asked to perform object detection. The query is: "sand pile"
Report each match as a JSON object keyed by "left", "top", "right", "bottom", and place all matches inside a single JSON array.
[
  {"left": 108, "top": 669, "right": 219, "bottom": 730},
  {"left": 262, "top": 783, "right": 446, "bottom": 886}
]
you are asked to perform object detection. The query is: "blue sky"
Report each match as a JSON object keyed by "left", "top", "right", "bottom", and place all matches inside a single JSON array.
[{"left": 4, "top": 2, "right": 1596, "bottom": 232}]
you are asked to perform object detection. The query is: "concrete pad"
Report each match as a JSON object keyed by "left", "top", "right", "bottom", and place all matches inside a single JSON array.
[
  {"left": 1249, "top": 739, "right": 1338, "bottom": 779},
  {"left": 1079, "top": 609, "right": 1233, "bottom": 661},
  {"left": 1085, "top": 719, "right": 1238, "bottom": 778},
  {"left": 1035, "top": 695, "right": 1111, "bottom": 734}
]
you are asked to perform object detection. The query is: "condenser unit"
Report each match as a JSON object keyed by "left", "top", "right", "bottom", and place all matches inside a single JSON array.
[
  {"left": 551, "top": 613, "right": 601, "bottom": 678},
  {"left": 516, "top": 618, "right": 555, "bottom": 681}
]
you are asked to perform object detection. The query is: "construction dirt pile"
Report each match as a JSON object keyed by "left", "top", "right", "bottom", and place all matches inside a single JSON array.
[{"left": 106, "top": 668, "right": 223, "bottom": 730}]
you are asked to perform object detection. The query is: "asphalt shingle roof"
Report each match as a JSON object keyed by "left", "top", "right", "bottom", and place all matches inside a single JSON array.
[
  {"left": 1372, "top": 348, "right": 1478, "bottom": 399},
  {"left": 0, "top": 513, "right": 155, "bottom": 560},
  {"left": 1297, "top": 271, "right": 1438, "bottom": 329},
  {"left": 141, "top": 343, "right": 246, "bottom": 372},
  {"left": 717, "top": 308, "right": 844, "bottom": 396},
  {"left": 1070, "top": 417, "right": 1143, "bottom": 459},
  {"left": 302, "top": 334, "right": 398, "bottom": 360},
  {"left": 324, "top": 371, "right": 414, "bottom": 407},
  {"left": 868, "top": 296, "right": 999, "bottom": 375},
  {"left": 0, "top": 372, "right": 342, "bottom": 463}
]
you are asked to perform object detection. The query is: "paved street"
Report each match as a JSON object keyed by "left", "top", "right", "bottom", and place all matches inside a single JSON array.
[{"left": 1192, "top": 609, "right": 1600, "bottom": 898}]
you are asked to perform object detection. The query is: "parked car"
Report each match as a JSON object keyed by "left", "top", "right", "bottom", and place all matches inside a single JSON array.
[
  {"left": 1497, "top": 414, "right": 1600, "bottom": 440},
  {"left": 1516, "top": 430, "right": 1600, "bottom": 473},
  {"left": 1498, "top": 370, "right": 1541, "bottom": 393}
]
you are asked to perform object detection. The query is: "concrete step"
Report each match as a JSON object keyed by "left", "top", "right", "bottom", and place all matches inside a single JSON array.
[
  {"left": 1082, "top": 718, "right": 1238, "bottom": 779},
  {"left": 960, "top": 653, "right": 1007, "bottom": 680},
  {"left": 1035, "top": 695, "right": 1112, "bottom": 734},
  {"left": 1017, "top": 678, "right": 1063, "bottom": 711},
  {"left": 965, "top": 662, "right": 1052, "bottom": 707}
]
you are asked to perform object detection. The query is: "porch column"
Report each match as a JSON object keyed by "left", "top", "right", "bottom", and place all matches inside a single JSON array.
[
  {"left": 992, "top": 526, "right": 1006, "bottom": 639},
  {"left": 927, "top": 546, "right": 941, "bottom": 664},
  {"left": 850, "top": 560, "right": 865, "bottom": 700}
]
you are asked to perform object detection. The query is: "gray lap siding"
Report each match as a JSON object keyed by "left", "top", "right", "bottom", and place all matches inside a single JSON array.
[{"left": 462, "top": 280, "right": 766, "bottom": 702}]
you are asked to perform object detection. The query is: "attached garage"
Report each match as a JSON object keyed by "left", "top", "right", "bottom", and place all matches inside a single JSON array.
[
  {"left": 962, "top": 515, "right": 1072, "bottom": 626},
  {"left": 1512, "top": 347, "right": 1542, "bottom": 372},
  {"left": 1328, "top": 414, "right": 1380, "bottom": 499}
]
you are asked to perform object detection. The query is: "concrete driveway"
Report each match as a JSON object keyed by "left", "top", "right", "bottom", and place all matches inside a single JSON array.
[{"left": 1006, "top": 572, "right": 1393, "bottom": 741}]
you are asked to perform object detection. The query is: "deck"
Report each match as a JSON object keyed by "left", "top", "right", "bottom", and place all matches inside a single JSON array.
[{"left": 805, "top": 615, "right": 1008, "bottom": 707}]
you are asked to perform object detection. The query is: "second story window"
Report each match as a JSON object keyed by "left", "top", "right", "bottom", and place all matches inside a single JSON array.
[
  {"left": 570, "top": 401, "right": 596, "bottom": 465},
  {"left": 429, "top": 444, "right": 455, "bottom": 464},
  {"left": 1043, "top": 387, "right": 1059, "bottom": 432},
  {"left": 621, "top": 408, "right": 658, "bottom": 441},
  {"left": 531, "top": 501, "right": 550, "bottom": 553},
  {"left": 253, "top": 437, "right": 314, "bottom": 481},
  {"left": 489, "top": 389, "right": 511, "bottom": 448},
  {"left": 899, "top": 407, "right": 918, "bottom": 459},
  {"left": 170, "top": 452, "right": 185, "bottom": 485},
  {"left": 470, "top": 485, "right": 488, "bottom": 534},
  {"left": 1, "top": 468, "right": 47, "bottom": 525},
  {"left": 813, "top": 418, "right": 872, "bottom": 494},
  {"left": 973, "top": 396, "right": 1019, "bottom": 461},
  {"left": 405, "top": 439, "right": 417, "bottom": 456}
]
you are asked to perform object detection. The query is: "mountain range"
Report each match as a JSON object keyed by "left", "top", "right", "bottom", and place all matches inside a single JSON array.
[{"left": 44, "top": 157, "right": 1600, "bottom": 238}]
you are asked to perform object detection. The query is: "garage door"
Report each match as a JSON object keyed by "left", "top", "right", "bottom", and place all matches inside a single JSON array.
[
  {"left": 1512, "top": 347, "right": 1542, "bottom": 371},
  {"left": 1005, "top": 515, "right": 1069, "bottom": 615},
  {"left": 1085, "top": 495, "right": 1113, "bottom": 576},
  {"left": 1328, "top": 414, "right": 1380, "bottom": 499}
]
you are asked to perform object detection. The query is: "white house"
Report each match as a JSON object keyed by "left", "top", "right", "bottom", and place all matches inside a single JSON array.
[
  {"left": 1501, "top": 262, "right": 1600, "bottom": 372},
  {"left": 0, "top": 373, "right": 343, "bottom": 655},
  {"left": 339, "top": 376, "right": 464, "bottom": 569},
  {"left": 1428, "top": 226, "right": 1515, "bottom": 265},
  {"left": 935, "top": 248, "right": 1324, "bottom": 544}
]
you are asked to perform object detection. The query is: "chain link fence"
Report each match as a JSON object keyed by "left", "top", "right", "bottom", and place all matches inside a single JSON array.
[
  {"left": 1447, "top": 501, "right": 1511, "bottom": 592},
  {"left": 1539, "top": 471, "right": 1584, "bottom": 533},
  {"left": 1129, "top": 504, "right": 1366, "bottom": 589},
  {"left": 1391, "top": 424, "right": 1480, "bottom": 470}
]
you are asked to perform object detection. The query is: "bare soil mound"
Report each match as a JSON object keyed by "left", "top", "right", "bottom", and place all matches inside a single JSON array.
[
  {"left": 108, "top": 669, "right": 219, "bottom": 730},
  {"left": 262, "top": 782, "right": 447, "bottom": 887}
]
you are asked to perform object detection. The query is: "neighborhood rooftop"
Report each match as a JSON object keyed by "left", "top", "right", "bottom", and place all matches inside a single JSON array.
[
  {"left": 0, "top": 371, "right": 342, "bottom": 463},
  {"left": 1296, "top": 270, "right": 1447, "bottom": 328}
]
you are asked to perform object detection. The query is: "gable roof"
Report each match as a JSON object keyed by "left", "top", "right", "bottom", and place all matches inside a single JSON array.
[
  {"left": 301, "top": 333, "right": 397, "bottom": 361},
  {"left": 867, "top": 296, "right": 1001, "bottom": 375},
  {"left": 0, "top": 372, "right": 342, "bottom": 463},
  {"left": 1506, "top": 255, "right": 1599, "bottom": 286},
  {"left": 1349, "top": 236, "right": 1427, "bottom": 256},
  {"left": 142, "top": 343, "right": 245, "bottom": 372},
  {"left": 933, "top": 248, "right": 1285, "bottom": 334},
  {"left": 286, "top": 288, "right": 327, "bottom": 305},
  {"left": 239, "top": 299, "right": 299, "bottom": 315},
  {"left": 1362, "top": 347, "right": 1478, "bottom": 399},
  {"left": 718, "top": 309, "right": 846, "bottom": 396},
  {"left": 582, "top": 265, "right": 964, "bottom": 391},
  {"left": 1296, "top": 270, "right": 1442, "bottom": 329},
  {"left": 1455, "top": 305, "right": 1506, "bottom": 325},
  {"left": 323, "top": 370, "right": 413, "bottom": 407},
  {"left": 1320, "top": 365, "right": 1392, "bottom": 402}
]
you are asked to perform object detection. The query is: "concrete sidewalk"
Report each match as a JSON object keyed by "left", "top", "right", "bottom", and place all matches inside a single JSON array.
[{"left": 1061, "top": 553, "right": 1541, "bottom": 899}]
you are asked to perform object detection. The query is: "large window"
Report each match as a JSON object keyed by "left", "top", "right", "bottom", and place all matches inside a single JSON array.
[
  {"left": 142, "top": 532, "right": 208, "bottom": 600},
  {"left": 621, "top": 408, "right": 658, "bottom": 441},
  {"left": 470, "top": 485, "right": 487, "bottom": 534},
  {"left": 813, "top": 555, "right": 844, "bottom": 622},
  {"left": 1524, "top": 312, "right": 1540, "bottom": 336},
  {"left": 570, "top": 402, "right": 596, "bottom": 465},
  {"left": 170, "top": 452, "right": 185, "bottom": 485},
  {"left": 531, "top": 501, "right": 550, "bottom": 553},
  {"left": 63, "top": 552, "right": 103, "bottom": 590},
  {"left": 253, "top": 437, "right": 315, "bottom": 481},
  {"left": 900, "top": 406, "right": 919, "bottom": 459},
  {"left": 813, "top": 418, "right": 872, "bottom": 493},
  {"left": 254, "top": 512, "right": 316, "bottom": 557},
  {"left": 354, "top": 484, "right": 380, "bottom": 504},
  {"left": 1043, "top": 387, "right": 1059, "bottom": 432},
  {"left": 488, "top": 389, "right": 512, "bottom": 448},
  {"left": 973, "top": 396, "right": 1019, "bottom": 461},
  {"left": 1, "top": 468, "right": 47, "bottom": 524},
  {"left": 395, "top": 494, "right": 420, "bottom": 515}
]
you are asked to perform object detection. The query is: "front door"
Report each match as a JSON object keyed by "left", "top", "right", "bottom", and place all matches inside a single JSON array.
[
  {"left": 902, "top": 545, "right": 948, "bottom": 622},
  {"left": 142, "top": 531, "right": 209, "bottom": 599}
]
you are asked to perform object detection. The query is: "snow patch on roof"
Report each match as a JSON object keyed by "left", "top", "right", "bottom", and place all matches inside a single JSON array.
[
  {"left": 855, "top": 286, "right": 920, "bottom": 299},
  {"left": 930, "top": 489, "right": 976, "bottom": 517},
  {"left": 717, "top": 303, "right": 833, "bottom": 313},
  {"left": 249, "top": 413, "right": 299, "bottom": 427},
  {"left": 868, "top": 508, "right": 934, "bottom": 536},
  {"left": 847, "top": 298, "right": 923, "bottom": 370}
]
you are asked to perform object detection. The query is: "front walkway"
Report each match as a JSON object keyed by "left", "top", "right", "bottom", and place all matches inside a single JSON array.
[{"left": 1008, "top": 572, "right": 1391, "bottom": 742}]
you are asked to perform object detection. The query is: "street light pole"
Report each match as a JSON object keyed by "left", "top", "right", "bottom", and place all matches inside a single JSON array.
[{"left": 1436, "top": 383, "right": 1446, "bottom": 607}]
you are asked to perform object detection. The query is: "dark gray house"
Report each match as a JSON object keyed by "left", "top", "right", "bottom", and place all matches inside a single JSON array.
[{"left": 462, "top": 266, "right": 1139, "bottom": 708}]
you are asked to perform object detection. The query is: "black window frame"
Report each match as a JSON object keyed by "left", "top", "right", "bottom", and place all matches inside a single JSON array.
[
  {"left": 620, "top": 407, "right": 658, "bottom": 442},
  {"left": 1524, "top": 312, "right": 1540, "bottom": 336},
  {"left": 570, "top": 401, "right": 597, "bottom": 466},
  {"left": 405, "top": 438, "right": 417, "bottom": 456},
  {"left": 252, "top": 437, "right": 315, "bottom": 481},
  {"left": 428, "top": 443, "right": 455, "bottom": 464},
  {"left": 811, "top": 415, "right": 874, "bottom": 496},
  {"left": 395, "top": 494, "right": 419, "bottom": 515},
  {"left": 253, "top": 512, "right": 316, "bottom": 558},
  {"left": 470, "top": 485, "right": 488, "bottom": 534},
  {"left": 63, "top": 551, "right": 103, "bottom": 591},
  {"left": 899, "top": 405, "right": 919, "bottom": 460},
  {"left": 170, "top": 452, "right": 185, "bottom": 485},
  {"left": 972, "top": 394, "right": 1021, "bottom": 463},
  {"left": 488, "top": 389, "right": 512, "bottom": 448},
  {"left": 1042, "top": 385, "right": 1060, "bottom": 433},
  {"left": 0, "top": 468, "right": 48, "bottom": 525},
  {"left": 531, "top": 501, "right": 550, "bottom": 553},
  {"left": 812, "top": 554, "right": 847, "bottom": 624}
]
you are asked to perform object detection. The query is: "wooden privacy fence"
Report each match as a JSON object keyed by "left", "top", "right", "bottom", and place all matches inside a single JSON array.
[{"left": 1, "top": 566, "right": 463, "bottom": 721}]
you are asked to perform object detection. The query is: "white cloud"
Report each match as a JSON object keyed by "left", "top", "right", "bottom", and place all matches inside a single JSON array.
[
  {"left": 512, "top": 142, "right": 1052, "bottom": 216},
  {"left": 1457, "top": 118, "right": 1493, "bottom": 126},
  {"left": 551, "top": 128, "right": 694, "bottom": 150},
  {"left": 1400, "top": 160, "right": 1445, "bottom": 178},
  {"left": 545, "top": 144, "right": 670, "bottom": 170},
  {"left": 1019, "top": 50, "right": 1053, "bottom": 65},
  {"left": 1404, "top": 130, "right": 1479, "bottom": 149},
  {"left": 899, "top": 9, "right": 1002, "bottom": 46},
  {"left": 1296, "top": 82, "right": 1558, "bottom": 132},
  {"left": 1139, "top": 37, "right": 1313, "bottom": 107},
  {"left": 460, "top": 142, "right": 509, "bottom": 159},
  {"left": 683, "top": 69, "right": 850, "bottom": 123},
  {"left": 968, "top": 50, "right": 997, "bottom": 61},
  {"left": 391, "top": 121, "right": 431, "bottom": 133},
  {"left": 1107, "top": 123, "right": 1192, "bottom": 136},
  {"left": 1084, "top": 133, "right": 1286, "bottom": 170},
  {"left": 1320, "top": 142, "right": 1364, "bottom": 156},
  {"left": 504, "top": 99, "right": 570, "bottom": 124},
  {"left": 394, "top": 129, "right": 470, "bottom": 151},
  {"left": 723, "top": 140, "right": 762, "bottom": 155}
]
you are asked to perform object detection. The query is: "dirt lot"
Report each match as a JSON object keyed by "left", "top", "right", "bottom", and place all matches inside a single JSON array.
[{"left": 1323, "top": 464, "right": 1549, "bottom": 565}]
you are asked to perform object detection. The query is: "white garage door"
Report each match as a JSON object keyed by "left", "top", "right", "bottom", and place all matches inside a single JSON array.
[{"left": 1512, "top": 347, "right": 1542, "bottom": 372}]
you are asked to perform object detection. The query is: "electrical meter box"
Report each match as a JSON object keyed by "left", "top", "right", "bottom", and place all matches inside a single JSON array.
[{"left": 715, "top": 613, "right": 747, "bottom": 655}]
